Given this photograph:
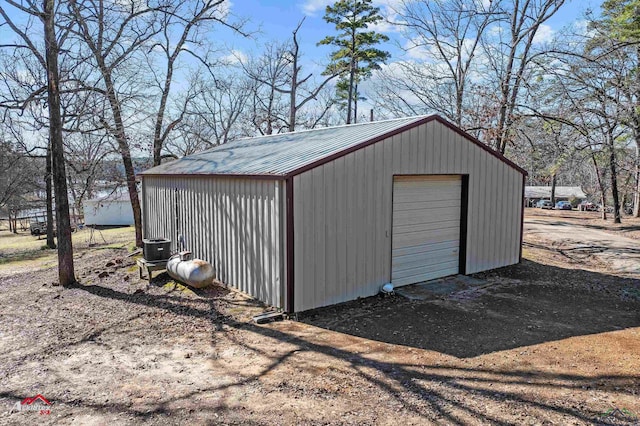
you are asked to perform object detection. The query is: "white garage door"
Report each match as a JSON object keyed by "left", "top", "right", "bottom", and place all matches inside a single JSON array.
[{"left": 391, "top": 175, "right": 461, "bottom": 287}]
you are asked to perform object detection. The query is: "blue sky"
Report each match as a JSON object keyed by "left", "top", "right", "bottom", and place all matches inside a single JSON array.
[
  {"left": 0, "top": 0, "right": 606, "bottom": 112},
  {"left": 224, "top": 0, "right": 603, "bottom": 74},
  {"left": 0, "top": 0, "right": 604, "bottom": 76}
]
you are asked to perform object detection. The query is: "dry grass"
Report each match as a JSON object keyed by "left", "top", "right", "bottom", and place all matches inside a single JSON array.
[{"left": 0, "top": 226, "right": 136, "bottom": 274}]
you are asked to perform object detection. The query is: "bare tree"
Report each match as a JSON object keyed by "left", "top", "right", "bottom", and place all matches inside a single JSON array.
[
  {"left": 372, "top": 0, "right": 565, "bottom": 152},
  {"left": 243, "top": 42, "right": 290, "bottom": 135},
  {"left": 243, "top": 19, "right": 339, "bottom": 134},
  {"left": 388, "top": 0, "right": 497, "bottom": 127},
  {"left": 0, "top": 0, "right": 76, "bottom": 283},
  {"left": 537, "top": 31, "right": 628, "bottom": 223},
  {"left": 0, "top": 136, "right": 41, "bottom": 230},
  {"left": 44, "top": 0, "right": 76, "bottom": 283},
  {"left": 285, "top": 18, "right": 339, "bottom": 132},
  {"left": 482, "top": 0, "right": 566, "bottom": 153},
  {"left": 165, "top": 72, "right": 253, "bottom": 156},
  {"left": 65, "top": 0, "right": 166, "bottom": 247},
  {"left": 148, "top": 0, "right": 247, "bottom": 166}
]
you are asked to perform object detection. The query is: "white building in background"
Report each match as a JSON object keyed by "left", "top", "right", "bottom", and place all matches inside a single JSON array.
[
  {"left": 524, "top": 186, "right": 587, "bottom": 207},
  {"left": 83, "top": 194, "right": 134, "bottom": 226}
]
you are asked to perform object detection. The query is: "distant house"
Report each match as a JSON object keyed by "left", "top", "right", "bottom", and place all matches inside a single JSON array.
[
  {"left": 524, "top": 186, "right": 587, "bottom": 207},
  {"left": 83, "top": 194, "right": 134, "bottom": 226}
]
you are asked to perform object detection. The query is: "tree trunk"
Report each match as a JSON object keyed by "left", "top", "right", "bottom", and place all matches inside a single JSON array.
[
  {"left": 634, "top": 46, "right": 640, "bottom": 217},
  {"left": 289, "top": 32, "right": 298, "bottom": 132},
  {"left": 591, "top": 154, "right": 607, "bottom": 220},
  {"left": 346, "top": 25, "right": 356, "bottom": 125},
  {"left": 45, "top": 142, "right": 56, "bottom": 249},
  {"left": 634, "top": 141, "right": 640, "bottom": 217},
  {"left": 550, "top": 174, "right": 556, "bottom": 206},
  {"left": 152, "top": 60, "right": 175, "bottom": 166},
  {"left": 353, "top": 79, "right": 358, "bottom": 124},
  {"left": 102, "top": 72, "right": 143, "bottom": 247},
  {"left": 608, "top": 137, "right": 622, "bottom": 224},
  {"left": 347, "top": 57, "right": 355, "bottom": 125},
  {"left": 44, "top": 0, "right": 75, "bottom": 286}
]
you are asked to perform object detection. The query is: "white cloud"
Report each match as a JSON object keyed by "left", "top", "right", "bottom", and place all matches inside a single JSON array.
[
  {"left": 487, "top": 25, "right": 504, "bottom": 38},
  {"left": 532, "top": 23, "right": 554, "bottom": 44},
  {"left": 214, "top": 0, "right": 233, "bottom": 20},
  {"left": 404, "top": 38, "right": 433, "bottom": 60},
  {"left": 220, "top": 49, "right": 248, "bottom": 65},
  {"left": 300, "top": 0, "right": 331, "bottom": 16},
  {"left": 368, "top": 18, "right": 397, "bottom": 34}
]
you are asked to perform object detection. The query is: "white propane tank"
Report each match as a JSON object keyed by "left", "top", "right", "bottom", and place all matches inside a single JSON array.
[{"left": 167, "top": 252, "right": 214, "bottom": 289}]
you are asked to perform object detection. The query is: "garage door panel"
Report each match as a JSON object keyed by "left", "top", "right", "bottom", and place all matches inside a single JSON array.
[
  {"left": 393, "top": 220, "right": 460, "bottom": 235},
  {"left": 392, "top": 262, "right": 460, "bottom": 284},
  {"left": 392, "top": 239, "right": 459, "bottom": 257},
  {"left": 394, "top": 179, "right": 462, "bottom": 189},
  {"left": 393, "top": 187, "right": 461, "bottom": 203},
  {"left": 391, "top": 175, "right": 461, "bottom": 287},
  {"left": 392, "top": 228, "right": 460, "bottom": 249},
  {"left": 393, "top": 199, "right": 460, "bottom": 212},
  {"left": 395, "top": 175, "right": 461, "bottom": 183},
  {"left": 392, "top": 247, "right": 459, "bottom": 269},
  {"left": 393, "top": 209, "right": 461, "bottom": 226},
  {"left": 394, "top": 260, "right": 459, "bottom": 280}
]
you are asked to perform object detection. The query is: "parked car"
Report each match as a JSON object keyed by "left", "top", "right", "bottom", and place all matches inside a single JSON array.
[
  {"left": 29, "top": 219, "right": 62, "bottom": 236},
  {"left": 578, "top": 201, "right": 597, "bottom": 211},
  {"left": 536, "top": 199, "right": 554, "bottom": 209},
  {"left": 597, "top": 204, "right": 614, "bottom": 213},
  {"left": 29, "top": 220, "right": 47, "bottom": 236},
  {"left": 555, "top": 201, "right": 572, "bottom": 210}
]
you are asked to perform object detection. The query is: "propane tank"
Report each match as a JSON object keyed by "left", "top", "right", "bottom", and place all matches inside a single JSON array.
[{"left": 167, "top": 251, "right": 214, "bottom": 289}]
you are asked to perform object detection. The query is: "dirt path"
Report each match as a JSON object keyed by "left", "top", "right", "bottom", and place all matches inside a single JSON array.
[{"left": 525, "top": 215, "right": 640, "bottom": 276}]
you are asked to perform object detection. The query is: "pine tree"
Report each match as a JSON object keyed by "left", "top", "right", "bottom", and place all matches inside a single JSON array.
[
  {"left": 593, "top": 0, "right": 640, "bottom": 217},
  {"left": 601, "top": 0, "right": 640, "bottom": 40},
  {"left": 318, "top": 0, "right": 390, "bottom": 124}
]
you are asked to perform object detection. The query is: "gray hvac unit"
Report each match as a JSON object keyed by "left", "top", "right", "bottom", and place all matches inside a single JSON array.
[{"left": 142, "top": 238, "right": 171, "bottom": 261}]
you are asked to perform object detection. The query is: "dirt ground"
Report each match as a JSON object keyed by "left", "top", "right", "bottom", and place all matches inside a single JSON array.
[{"left": 1, "top": 211, "right": 640, "bottom": 425}]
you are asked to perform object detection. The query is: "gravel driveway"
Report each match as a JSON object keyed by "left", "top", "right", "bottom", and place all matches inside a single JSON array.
[{"left": 525, "top": 215, "right": 640, "bottom": 276}]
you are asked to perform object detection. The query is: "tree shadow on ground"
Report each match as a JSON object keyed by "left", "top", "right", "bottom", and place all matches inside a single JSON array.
[
  {"left": 301, "top": 259, "right": 640, "bottom": 358},
  {"left": 5, "top": 259, "right": 639, "bottom": 425}
]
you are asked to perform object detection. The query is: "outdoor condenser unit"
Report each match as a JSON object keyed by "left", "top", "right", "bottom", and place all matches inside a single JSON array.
[{"left": 142, "top": 238, "right": 171, "bottom": 261}]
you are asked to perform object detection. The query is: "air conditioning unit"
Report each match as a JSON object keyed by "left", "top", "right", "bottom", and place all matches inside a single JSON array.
[{"left": 142, "top": 238, "right": 171, "bottom": 261}]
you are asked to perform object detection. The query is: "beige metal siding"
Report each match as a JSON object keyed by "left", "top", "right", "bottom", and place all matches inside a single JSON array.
[
  {"left": 391, "top": 176, "right": 461, "bottom": 286},
  {"left": 293, "top": 120, "right": 523, "bottom": 311},
  {"left": 142, "top": 176, "right": 285, "bottom": 309}
]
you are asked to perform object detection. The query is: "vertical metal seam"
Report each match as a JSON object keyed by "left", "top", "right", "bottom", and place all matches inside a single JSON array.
[{"left": 286, "top": 177, "right": 295, "bottom": 313}]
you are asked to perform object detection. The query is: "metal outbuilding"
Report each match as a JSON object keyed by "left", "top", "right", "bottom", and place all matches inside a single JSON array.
[
  {"left": 140, "top": 115, "right": 527, "bottom": 312},
  {"left": 83, "top": 195, "right": 135, "bottom": 226}
]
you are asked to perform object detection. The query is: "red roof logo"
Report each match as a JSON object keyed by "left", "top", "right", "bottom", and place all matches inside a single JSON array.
[
  {"left": 21, "top": 394, "right": 51, "bottom": 406},
  {"left": 12, "top": 394, "right": 52, "bottom": 414}
]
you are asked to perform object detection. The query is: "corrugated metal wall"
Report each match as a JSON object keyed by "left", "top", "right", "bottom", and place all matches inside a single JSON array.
[
  {"left": 293, "top": 120, "right": 523, "bottom": 311},
  {"left": 142, "top": 176, "right": 285, "bottom": 309}
]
